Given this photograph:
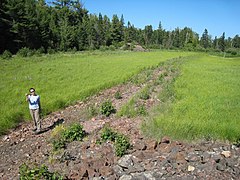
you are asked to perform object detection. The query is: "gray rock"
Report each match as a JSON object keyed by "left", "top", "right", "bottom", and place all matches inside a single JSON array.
[
  {"left": 119, "top": 175, "right": 133, "bottom": 180},
  {"left": 113, "top": 165, "right": 126, "bottom": 177},
  {"left": 130, "top": 172, "right": 150, "bottom": 180},
  {"left": 118, "top": 155, "right": 134, "bottom": 168},
  {"left": 201, "top": 151, "right": 211, "bottom": 163},
  {"left": 212, "top": 154, "right": 222, "bottom": 163},
  {"left": 216, "top": 164, "right": 225, "bottom": 171},
  {"left": 186, "top": 152, "right": 201, "bottom": 162}
]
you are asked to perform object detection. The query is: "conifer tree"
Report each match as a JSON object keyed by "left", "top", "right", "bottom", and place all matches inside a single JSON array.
[
  {"left": 200, "top": 29, "right": 210, "bottom": 49},
  {"left": 219, "top": 32, "right": 225, "bottom": 52}
]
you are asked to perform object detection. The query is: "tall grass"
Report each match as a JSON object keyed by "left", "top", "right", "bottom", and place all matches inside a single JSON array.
[
  {"left": 0, "top": 50, "right": 192, "bottom": 134},
  {"left": 144, "top": 55, "right": 240, "bottom": 142}
]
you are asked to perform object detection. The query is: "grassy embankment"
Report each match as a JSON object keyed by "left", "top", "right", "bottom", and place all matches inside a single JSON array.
[
  {"left": 143, "top": 55, "right": 240, "bottom": 142},
  {"left": 0, "top": 50, "right": 192, "bottom": 135}
]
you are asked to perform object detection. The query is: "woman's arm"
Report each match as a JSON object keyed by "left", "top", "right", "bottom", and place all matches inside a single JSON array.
[{"left": 25, "top": 94, "right": 29, "bottom": 102}]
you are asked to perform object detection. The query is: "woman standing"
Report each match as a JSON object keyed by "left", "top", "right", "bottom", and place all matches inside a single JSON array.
[{"left": 25, "top": 88, "right": 41, "bottom": 134}]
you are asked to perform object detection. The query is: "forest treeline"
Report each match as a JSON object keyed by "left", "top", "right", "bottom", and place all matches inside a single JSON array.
[{"left": 1, "top": 0, "right": 240, "bottom": 55}]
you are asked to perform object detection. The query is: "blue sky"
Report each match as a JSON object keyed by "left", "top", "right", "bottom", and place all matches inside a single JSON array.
[{"left": 83, "top": 0, "right": 239, "bottom": 38}]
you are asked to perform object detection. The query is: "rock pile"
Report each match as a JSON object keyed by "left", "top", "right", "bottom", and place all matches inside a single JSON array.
[{"left": 53, "top": 134, "right": 240, "bottom": 179}]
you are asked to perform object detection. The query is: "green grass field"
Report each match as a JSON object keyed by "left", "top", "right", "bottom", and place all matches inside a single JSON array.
[
  {"left": 0, "top": 50, "right": 191, "bottom": 135},
  {"left": 144, "top": 55, "right": 240, "bottom": 142}
]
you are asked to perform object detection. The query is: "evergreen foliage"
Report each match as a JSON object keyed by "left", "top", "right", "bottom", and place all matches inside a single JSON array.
[{"left": 0, "top": 0, "right": 239, "bottom": 54}]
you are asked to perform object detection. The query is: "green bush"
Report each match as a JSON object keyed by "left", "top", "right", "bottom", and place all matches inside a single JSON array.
[
  {"left": 17, "top": 47, "right": 34, "bottom": 57},
  {"left": 62, "top": 123, "right": 86, "bottom": 142},
  {"left": 139, "top": 88, "right": 150, "bottom": 100},
  {"left": 226, "top": 48, "right": 238, "bottom": 56},
  {"left": 100, "top": 126, "right": 117, "bottom": 142},
  {"left": 99, "top": 46, "right": 109, "bottom": 51},
  {"left": 2, "top": 50, "right": 12, "bottom": 59},
  {"left": 34, "top": 47, "right": 45, "bottom": 56},
  {"left": 52, "top": 138, "right": 66, "bottom": 151},
  {"left": 51, "top": 123, "right": 86, "bottom": 151},
  {"left": 47, "top": 47, "right": 56, "bottom": 54},
  {"left": 100, "top": 100, "right": 115, "bottom": 117},
  {"left": 86, "top": 104, "right": 98, "bottom": 118},
  {"left": 114, "top": 91, "right": 122, "bottom": 99},
  {"left": 137, "top": 105, "right": 147, "bottom": 116},
  {"left": 99, "top": 126, "right": 130, "bottom": 157},
  {"left": 114, "top": 134, "right": 131, "bottom": 157},
  {"left": 109, "top": 45, "right": 116, "bottom": 51},
  {"left": 233, "top": 137, "right": 240, "bottom": 147},
  {"left": 19, "top": 163, "right": 63, "bottom": 180}
]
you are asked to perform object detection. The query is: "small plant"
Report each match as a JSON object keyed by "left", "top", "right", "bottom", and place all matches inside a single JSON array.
[
  {"left": 52, "top": 138, "right": 66, "bottom": 151},
  {"left": 233, "top": 137, "right": 240, "bottom": 147},
  {"left": 139, "top": 87, "right": 150, "bottom": 100},
  {"left": 50, "top": 123, "right": 86, "bottom": 151},
  {"left": 62, "top": 123, "right": 86, "bottom": 142},
  {"left": 1, "top": 50, "right": 12, "bottom": 59},
  {"left": 47, "top": 47, "right": 56, "bottom": 54},
  {"left": 19, "top": 163, "right": 63, "bottom": 180},
  {"left": 100, "top": 100, "right": 115, "bottom": 117},
  {"left": 100, "top": 125, "right": 117, "bottom": 142},
  {"left": 87, "top": 104, "right": 98, "bottom": 118},
  {"left": 114, "top": 91, "right": 122, "bottom": 99},
  {"left": 158, "top": 73, "right": 165, "bottom": 82},
  {"left": 117, "top": 98, "right": 138, "bottom": 118},
  {"left": 51, "top": 125, "right": 66, "bottom": 138},
  {"left": 17, "top": 47, "right": 34, "bottom": 57},
  {"left": 137, "top": 105, "right": 147, "bottom": 116},
  {"left": 99, "top": 125, "right": 131, "bottom": 157},
  {"left": 114, "top": 134, "right": 131, "bottom": 157}
]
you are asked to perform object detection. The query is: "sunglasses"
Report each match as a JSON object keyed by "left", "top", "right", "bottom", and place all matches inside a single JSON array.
[{"left": 30, "top": 90, "right": 35, "bottom": 93}]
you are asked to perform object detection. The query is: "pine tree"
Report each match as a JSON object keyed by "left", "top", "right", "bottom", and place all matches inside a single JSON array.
[
  {"left": 232, "top": 35, "right": 240, "bottom": 48},
  {"left": 173, "top": 28, "right": 181, "bottom": 48},
  {"left": 110, "top": 14, "right": 123, "bottom": 45},
  {"left": 0, "top": 0, "right": 13, "bottom": 53},
  {"left": 143, "top": 25, "right": 153, "bottom": 48},
  {"left": 200, "top": 29, "right": 210, "bottom": 49},
  {"left": 219, "top": 32, "right": 225, "bottom": 52}
]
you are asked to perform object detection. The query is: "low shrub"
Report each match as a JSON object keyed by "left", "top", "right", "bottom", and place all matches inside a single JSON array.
[
  {"left": 62, "top": 123, "right": 86, "bottom": 142},
  {"left": 114, "top": 134, "right": 131, "bottom": 157},
  {"left": 17, "top": 47, "right": 34, "bottom": 57},
  {"left": 139, "top": 87, "right": 150, "bottom": 100},
  {"left": 47, "top": 47, "right": 56, "bottom": 54},
  {"left": 226, "top": 48, "right": 238, "bottom": 56},
  {"left": 137, "top": 104, "right": 147, "bottom": 116},
  {"left": 19, "top": 163, "right": 63, "bottom": 180},
  {"left": 98, "top": 125, "right": 131, "bottom": 157},
  {"left": 117, "top": 98, "right": 136, "bottom": 118},
  {"left": 100, "top": 125, "right": 117, "bottom": 142},
  {"left": 109, "top": 45, "right": 116, "bottom": 51},
  {"left": 99, "top": 46, "right": 109, "bottom": 51},
  {"left": 233, "top": 137, "right": 240, "bottom": 147},
  {"left": 52, "top": 138, "right": 66, "bottom": 151},
  {"left": 1, "top": 50, "right": 12, "bottom": 59},
  {"left": 86, "top": 104, "right": 98, "bottom": 118},
  {"left": 114, "top": 91, "right": 122, "bottom": 99},
  {"left": 50, "top": 123, "right": 86, "bottom": 151},
  {"left": 100, "top": 100, "right": 116, "bottom": 117}
]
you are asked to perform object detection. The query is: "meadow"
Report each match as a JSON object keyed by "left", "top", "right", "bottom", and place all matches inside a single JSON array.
[
  {"left": 143, "top": 55, "right": 240, "bottom": 142},
  {"left": 0, "top": 50, "right": 191, "bottom": 135}
]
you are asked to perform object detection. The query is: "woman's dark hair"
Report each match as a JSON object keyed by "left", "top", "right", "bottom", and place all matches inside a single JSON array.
[{"left": 29, "top": 88, "right": 35, "bottom": 92}]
